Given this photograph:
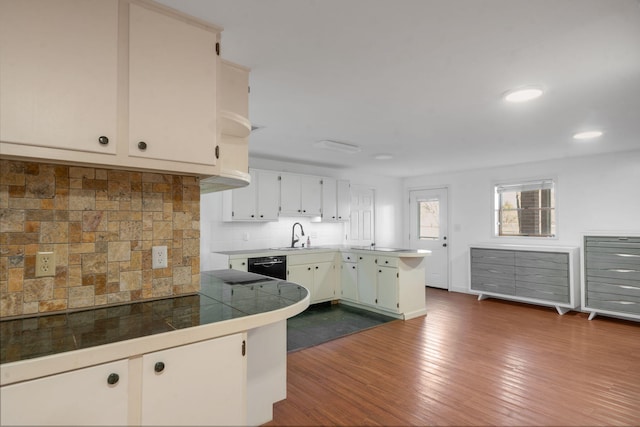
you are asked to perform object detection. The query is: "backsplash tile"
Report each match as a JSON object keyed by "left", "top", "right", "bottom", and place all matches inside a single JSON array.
[{"left": 0, "top": 159, "right": 200, "bottom": 318}]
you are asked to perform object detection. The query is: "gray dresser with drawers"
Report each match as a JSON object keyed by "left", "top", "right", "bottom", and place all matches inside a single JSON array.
[
  {"left": 583, "top": 235, "right": 640, "bottom": 321},
  {"left": 470, "top": 244, "right": 580, "bottom": 315}
]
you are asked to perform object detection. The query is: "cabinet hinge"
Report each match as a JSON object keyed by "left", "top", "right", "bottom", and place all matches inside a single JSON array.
[
  {"left": 248, "top": 86, "right": 250, "bottom": 93},
  {"left": 320, "top": 179, "right": 323, "bottom": 185},
  {"left": 232, "top": 211, "right": 235, "bottom": 217},
  {"left": 375, "top": 298, "right": 378, "bottom": 304},
  {"left": 397, "top": 302, "right": 399, "bottom": 308},
  {"left": 278, "top": 175, "right": 282, "bottom": 181},
  {"left": 215, "top": 42, "right": 220, "bottom": 56},
  {"left": 215, "top": 145, "right": 220, "bottom": 159},
  {"left": 242, "top": 340, "right": 246, "bottom": 356},
  {"left": 397, "top": 272, "right": 399, "bottom": 278}
]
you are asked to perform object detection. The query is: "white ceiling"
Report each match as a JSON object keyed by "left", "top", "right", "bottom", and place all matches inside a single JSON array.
[{"left": 156, "top": 0, "right": 640, "bottom": 178}]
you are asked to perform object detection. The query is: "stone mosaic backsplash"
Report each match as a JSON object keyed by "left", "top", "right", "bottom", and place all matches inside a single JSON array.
[{"left": 0, "top": 159, "right": 201, "bottom": 318}]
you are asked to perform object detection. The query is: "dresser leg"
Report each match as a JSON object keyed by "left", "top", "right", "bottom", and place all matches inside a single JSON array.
[
  {"left": 555, "top": 306, "right": 570, "bottom": 315},
  {"left": 588, "top": 312, "right": 597, "bottom": 320}
]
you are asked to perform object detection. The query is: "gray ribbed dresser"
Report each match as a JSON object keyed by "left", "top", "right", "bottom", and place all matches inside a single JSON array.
[
  {"left": 583, "top": 235, "right": 640, "bottom": 321},
  {"left": 469, "top": 244, "right": 580, "bottom": 315}
]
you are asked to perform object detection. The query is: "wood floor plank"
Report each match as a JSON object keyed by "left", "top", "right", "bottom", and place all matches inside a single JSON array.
[{"left": 265, "top": 289, "right": 640, "bottom": 426}]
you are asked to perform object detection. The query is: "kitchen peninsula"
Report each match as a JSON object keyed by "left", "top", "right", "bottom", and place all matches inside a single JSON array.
[
  {"left": 213, "top": 246, "right": 431, "bottom": 320},
  {"left": 0, "top": 270, "right": 309, "bottom": 426}
]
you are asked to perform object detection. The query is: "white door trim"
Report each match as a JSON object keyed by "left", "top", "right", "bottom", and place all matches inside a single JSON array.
[{"left": 405, "top": 185, "right": 451, "bottom": 291}]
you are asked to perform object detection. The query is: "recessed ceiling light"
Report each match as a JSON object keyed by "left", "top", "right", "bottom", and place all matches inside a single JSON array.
[
  {"left": 503, "top": 87, "right": 544, "bottom": 103},
  {"left": 573, "top": 130, "right": 603, "bottom": 140},
  {"left": 373, "top": 153, "right": 393, "bottom": 160},
  {"left": 314, "top": 139, "right": 361, "bottom": 153}
]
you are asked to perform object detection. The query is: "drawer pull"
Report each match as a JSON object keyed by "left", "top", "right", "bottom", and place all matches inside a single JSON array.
[
  {"left": 616, "top": 253, "right": 640, "bottom": 258},
  {"left": 609, "top": 269, "right": 637, "bottom": 273}
]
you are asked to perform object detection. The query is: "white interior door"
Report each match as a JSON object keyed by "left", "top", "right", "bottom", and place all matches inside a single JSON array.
[
  {"left": 409, "top": 188, "right": 449, "bottom": 289},
  {"left": 348, "top": 186, "right": 375, "bottom": 247}
]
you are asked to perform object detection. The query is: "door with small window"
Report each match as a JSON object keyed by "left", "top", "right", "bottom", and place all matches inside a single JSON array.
[{"left": 409, "top": 188, "right": 448, "bottom": 289}]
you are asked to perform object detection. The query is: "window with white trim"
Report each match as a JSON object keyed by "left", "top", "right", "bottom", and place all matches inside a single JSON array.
[{"left": 494, "top": 179, "right": 556, "bottom": 237}]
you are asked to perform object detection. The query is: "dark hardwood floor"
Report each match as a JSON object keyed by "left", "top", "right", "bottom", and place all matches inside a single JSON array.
[{"left": 265, "top": 288, "right": 640, "bottom": 426}]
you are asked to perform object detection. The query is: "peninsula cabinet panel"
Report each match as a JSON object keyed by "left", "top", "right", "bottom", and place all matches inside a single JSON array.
[
  {"left": 0, "top": 359, "right": 129, "bottom": 426},
  {"left": 140, "top": 334, "right": 246, "bottom": 426},
  {"left": 583, "top": 235, "right": 640, "bottom": 321},
  {"left": 0, "top": 0, "right": 118, "bottom": 155},
  {"left": 470, "top": 246, "right": 579, "bottom": 315}
]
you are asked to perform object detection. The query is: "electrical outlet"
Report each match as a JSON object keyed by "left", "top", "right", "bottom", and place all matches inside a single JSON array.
[
  {"left": 152, "top": 246, "right": 168, "bottom": 269},
  {"left": 36, "top": 252, "right": 56, "bottom": 277}
]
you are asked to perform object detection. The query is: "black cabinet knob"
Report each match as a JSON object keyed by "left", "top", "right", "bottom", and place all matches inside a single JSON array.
[
  {"left": 107, "top": 373, "right": 119, "bottom": 385},
  {"left": 138, "top": 141, "right": 147, "bottom": 150},
  {"left": 443, "top": 243, "right": 447, "bottom": 247},
  {"left": 251, "top": 214, "right": 255, "bottom": 218},
  {"left": 260, "top": 215, "right": 264, "bottom": 218},
  {"left": 154, "top": 361, "right": 165, "bottom": 373},
  {"left": 315, "top": 266, "right": 319, "bottom": 270},
  {"left": 352, "top": 265, "right": 356, "bottom": 269},
  {"left": 307, "top": 267, "right": 311, "bottom": 271},
  {"left": 98, "top": 136, "right": 109, "bottom": 145},
  {"left": 385, "top": 260, "right": 389, "bottom": 264}
]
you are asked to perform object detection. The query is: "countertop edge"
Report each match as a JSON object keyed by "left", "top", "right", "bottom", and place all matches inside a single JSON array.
[
  {"left": 0, "top": 293, "right": 310, "bottom": 387},
  {"left": 222, "top": 247, "right": 431, "bottom": 258}
]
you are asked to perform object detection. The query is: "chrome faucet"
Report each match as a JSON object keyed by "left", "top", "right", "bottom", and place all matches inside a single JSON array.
[{"left": 291, "top": 222, "right": 305, "bottom": 248}]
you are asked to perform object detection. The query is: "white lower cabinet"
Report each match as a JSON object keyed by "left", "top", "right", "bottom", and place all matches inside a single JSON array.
[
  {"left": 356, "top": 254, "right": 400, "bottom": 313},
  {"left": 0, "top": 359, "right": 129, "bottom": 426},
  {"left": 141, "top": 334, "right": 246, "bottom": 426},
  {"left": 287, "top": 252, "right": 338, "bottom": 303},
  {"left": 230, "top": 257, "right": 248, "bottom": 271},
  {"left": 340, "top": 253, "right": 358, "bottom": 301},
  {"left": 0, "top": 334, "right": 247, "bottom": 426}
]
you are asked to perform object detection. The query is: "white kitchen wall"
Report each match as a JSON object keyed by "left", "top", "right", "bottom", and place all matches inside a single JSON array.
[
  {"left": 403, "top": 149, "right": 640, "bottom": 294},
  {"left": 200, "top": 157, "right": 404, "bottom": 271}
]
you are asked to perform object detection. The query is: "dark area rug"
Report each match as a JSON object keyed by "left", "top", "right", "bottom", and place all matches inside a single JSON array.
[{"left": 287, "top": 302, "right": 397, "bottom": 352}]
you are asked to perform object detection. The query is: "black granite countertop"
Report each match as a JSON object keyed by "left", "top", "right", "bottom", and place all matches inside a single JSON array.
[{"left": 0, "top": 270, "right": 308, "bottom": 365}]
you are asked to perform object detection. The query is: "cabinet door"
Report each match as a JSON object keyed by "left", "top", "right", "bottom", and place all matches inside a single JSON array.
[
  {"left": 313, "top": 262, "right": 337, "bottom": 302},
  {"left": 287, "top": 264, "right": 314, "bottom": 296},
  {"left": 0, "top": 0, "right": 118, "bottom": 154},
  {"left": 0, "top": 359, "right": 128, "bottom": 426},
  {"left": 257, "top": 170, "right": 281, "bottom": 220},
  {"left": 129, "top": 3, "right": 217, "bottom": 166},
  {"left": 341, "top": 262, "right": 359, "bottom": 301},
  {"left": 141, "top": 334, "right": 246, "bottom": 426},
  {"left": 280, "top": 173, "right": 302, "bottom": 215},
  {"left": 230, "top": 169, "right": 257, "bottom": 220},
  {"left": 336, "top": 180, "right": 351, "bottom": 221},
  {"left": 230, "top": 258, "right": 248, "bottom": 272},
  {"left": 322, "top": 177, "right": 338, "bottom": 221},
  {"left": 377, "top": 266, "right": 399, "bottom": 312},
  {"left": 357, "top": 255, "right": 377, "bottom": 306},
  {"left": 300, "top": 175, "right": 322, "bottom": 216}
]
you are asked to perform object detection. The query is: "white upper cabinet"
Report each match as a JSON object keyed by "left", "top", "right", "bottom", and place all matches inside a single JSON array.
[
  {"left": 0, "top": 0, "right": 233, "bottom": 177},
  {"left": 128, "top": 2, "right": 218, "bottom": 167},
  {"left": 321, "top": 178, "right": 350, "bottom": 222},
  {"left": 336, "top": 179, "right": 351, "bottom": 221},
  {"left": 200, "top": 59, "right": 251, "bottom": 193},
  {"left": 223, "top": 169, "right": 279, "bottom": 221},
  {"left": 280, "top": 173, "right": 322, "bottom": 216},
  {"left": 0, "top": 0, "right": 118, "bottom": 155}
]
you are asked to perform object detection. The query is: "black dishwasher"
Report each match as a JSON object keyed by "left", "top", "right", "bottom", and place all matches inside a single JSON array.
[{"left": 247, "top": 256, "right": 287, "bottom": 280}]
